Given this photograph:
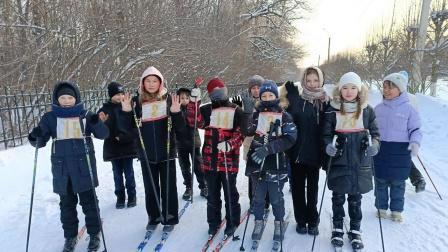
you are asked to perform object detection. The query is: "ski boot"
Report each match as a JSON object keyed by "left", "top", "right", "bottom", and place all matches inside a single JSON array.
[
  {"left": 251, "top": 220, "right": 264, "bottom": 240},
  {"left": 62, "top": 237, "right": 77, "bottom": 252},
  {"left": 348, "top": 229, "right": 364, "bottom": 250},
  {"left": 87, "top": 233, "right": 101, "bottom": 252},
  {"left": 146, "top": 222, "right": 158, "bottom": 231},
  {"left": 182, "top": 188, "right": 192, "bottom": 201},
  {"left": 200, "top": 187, "right": 208, "bottom": 198},
  {"left": 376, "top": 209, "right": 388, "bottom": 219},
  {"left": 331, "top": 228, "right": 344, "bottom": 248},
  {"left": 415, "top": 179, "right": 426, "bottom": 193},
  {"left": 224, "top": 224, "right": 236, "bottom": 237},
  {"left": 308, "top": 224, "right": 319, "bottom": 235},
  {"left": 391, "top": 211, "right": 403, "bottom": 222},
  {"left": 296, "top": 223, "right": 307, "bottom": 234},
  {"left": 127, "top": 193, "right": 137, "bottom": 208},
  {"left": 115, "top": 192, "right": 125, "bottom": 209},
  {"left": 273, "top": 221, "right": 285, "bottom": 241}
]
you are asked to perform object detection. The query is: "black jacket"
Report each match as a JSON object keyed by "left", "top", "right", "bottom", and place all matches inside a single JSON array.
[
  {"left": 242, "top": 101, "right": 297, "bottom": 182},
  {"left": 97, "top": 101, "right": 138, "bottom": 161},
  {"left": 322, "top": 105, "right": 380, "bottom": 194},
  {"left": 175, "top": 104, "right": 201, "bottom": 150},
  {"left": 283, "top": 81, "right": 327, "bottom": 167}
]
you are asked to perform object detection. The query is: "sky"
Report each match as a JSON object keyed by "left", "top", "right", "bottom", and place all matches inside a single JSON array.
[{"left": 294, "top": 0, "right": 421, "bottom": 67}]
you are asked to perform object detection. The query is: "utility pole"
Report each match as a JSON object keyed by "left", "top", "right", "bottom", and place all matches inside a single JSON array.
[
  {"left": 412, "top": 0, "right": 432, "bottom": 94},
  {"left": 327, "top": 37, "right": 331, "bottom": 62}
]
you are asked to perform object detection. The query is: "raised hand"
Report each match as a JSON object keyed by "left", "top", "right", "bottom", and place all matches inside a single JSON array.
[
  {"left": 170, "top": 93, "right": 181, "bottom": 113},
  {"left": 121, "top": 93, "right": 132, "bottom": 112},
  {"left": 98, "top": 111, "right": 109, "bottom": 122}
]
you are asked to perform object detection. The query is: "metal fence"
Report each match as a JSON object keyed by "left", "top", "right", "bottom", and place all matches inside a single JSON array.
[{"left": 0, "top": 86, "right": 108, "bottom": 150}]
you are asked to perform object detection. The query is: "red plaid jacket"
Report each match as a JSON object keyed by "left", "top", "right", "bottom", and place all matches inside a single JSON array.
[{"left": 186, "top": 100, "right": 244, "bottom": 173}]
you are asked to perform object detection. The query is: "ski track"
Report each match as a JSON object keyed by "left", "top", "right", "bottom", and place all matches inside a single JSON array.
[{"left": 1, "top": 93, "right": 448, "bottom": 251}]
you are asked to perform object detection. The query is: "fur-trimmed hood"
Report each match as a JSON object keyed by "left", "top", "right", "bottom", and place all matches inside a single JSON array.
[{"left": 330, "top": 84, "right": 369, "bottom": 109}]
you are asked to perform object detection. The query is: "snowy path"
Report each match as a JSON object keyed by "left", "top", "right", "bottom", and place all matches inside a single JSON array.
[{"left": 1, "top": 93, "right": 447, "bottom": 251}]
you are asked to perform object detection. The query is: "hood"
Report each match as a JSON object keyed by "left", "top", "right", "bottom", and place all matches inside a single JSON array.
[
  {"left": 301, "top": 66, "right": 324, "bottom": 88},
  {"left": 52, "top": 81, "right": 82, "bottom": 105},
  {"left": 138, "top": 66, "right": 167, "bottom": 96},
  {"left": 330, "top": 84, "right": 369, "bottom": 109}
]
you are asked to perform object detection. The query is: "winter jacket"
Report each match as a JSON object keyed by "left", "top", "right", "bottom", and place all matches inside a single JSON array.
[
  {"left": 242, "top": 100, "right": 297, "bottom": 182},
  {"left": 176, "top": 102, "right": 201, "bottom": 150},
  {"left": 186, "top": 100, "right": 245, "bottom": 173},
  {"left": 279, "top": 81, "right": 327, "bottom": 167},
  {"left": 28, "top": 81, "right": 109, "bottom": 195},
  {"left": 374, "top": 92, "right": 422, "bottom": 145},
  {"left": 322, "top": 85, "right": 380, "bottom": 194},
  {"left": 97, "top": 101, "right": 138, "bottom": 161}
]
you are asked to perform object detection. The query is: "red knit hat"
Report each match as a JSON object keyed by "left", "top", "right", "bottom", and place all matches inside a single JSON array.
[{"left": 207, "top": 78, "right": 225, "bottom": 93}]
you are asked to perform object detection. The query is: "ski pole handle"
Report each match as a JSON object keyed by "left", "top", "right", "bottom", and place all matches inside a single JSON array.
[
  {"left": 332, "top": 135, "right": 338, "bottom": 147},
  {"left": 366, "top": 129, "right": 372, "bottom": 146}
]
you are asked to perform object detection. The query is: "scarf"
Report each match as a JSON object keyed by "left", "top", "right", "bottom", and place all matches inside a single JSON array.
[
  {"left": 300, "top": 83, "right": 328, "bottom": 111},
  {"left": 52, "top": 103, "right": 84, "bottom": 118}
]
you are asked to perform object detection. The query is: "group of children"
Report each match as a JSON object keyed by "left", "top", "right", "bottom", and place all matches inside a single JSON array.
[{"left": 28, "top": 64, "right": 423, "bottom": 251}]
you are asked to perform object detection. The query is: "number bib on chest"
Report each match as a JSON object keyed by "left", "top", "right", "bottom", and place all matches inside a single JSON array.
[
  {"left": 256, "top": 112, "right": 282, "bottom": 135},
  {"left": 335, "top": 111, "right": 364, "bottom": 133},
  {"left": 56, "top": 117, "right": 83, "bottom": 140},
  {"left": 141, "top": 100, "right": 168, "bottom": 122},
  {"left": 209, "top": 107, "right": 236, "bottom": 130}
]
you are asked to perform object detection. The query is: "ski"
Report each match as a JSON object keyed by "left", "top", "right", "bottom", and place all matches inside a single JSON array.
[
  {"left": 212, "top": 209, "right": 250, "bottom": 252},
  {"left": 271, "top": 211, "right": 291, "bottom": 252},
  {"left": 250, "top": 208, "right": 271, "bottom": 252},
  {"left": 201, "top": 218, "right": 227, "bottom": 252},
  {"left": 136, "top": 229, "right": 156, "bottom": 252},
  {"left": 153, "top": 201, "right": 191, "bottom": 252}
]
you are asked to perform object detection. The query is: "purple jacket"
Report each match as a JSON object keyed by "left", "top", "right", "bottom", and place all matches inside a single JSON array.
[{"left": 374, "top": 92, "right": 422, "bottom": 145}]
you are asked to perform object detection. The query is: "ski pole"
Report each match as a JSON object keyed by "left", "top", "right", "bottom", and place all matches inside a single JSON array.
[
  {"left": 311, "top": 135, "right": 338, "bottom": 251},
  {"left": 273, "top": 120, "right": 284, "bottom": 252},
  {"left": 26, "top": 137, "right": 40, "bottom": 252},
  {"left": 164, "top": 114, "right": 174, "bottom": 223},
  {"left": 190, "top": 76, "right": 204, "bottom": 203},
  {"left": 131, "top": 100, "right": 165, "bottom": 223},
  {"left": 417, "top": 155, "right": 443, "bottom": 200},
  {"left": 80, "top": 116, "right": 108, "bottom": 252},
  {"left": 367, "top": 130, "right": 386, "bottom": 252},
  {"left": 239, "top": 121, "right": 278, "bottom": 251}
]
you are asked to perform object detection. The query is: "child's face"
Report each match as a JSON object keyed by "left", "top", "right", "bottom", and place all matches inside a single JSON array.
[
  {"left": 250, "top": 86, "right": 260, "bottom": 99},
  {"left": 58, "top": 95, "right": 76, "bottom": 107},
  {"left": 143, "top": 75, "right": 161, "bottom": 94},
  {"left": 383, "top": 81, "right": 400, "bottom": 100},
  {"left": 111, "top": 93, "right": 123, "bottom": 104},
  {"left": 305, "top": 73, "right": 320, "bottom": 89},
  {"left": 179, "top": 93, "right": 190, "bottom": 105},
  {"left": 340, "top": 84, "right": 359, "bottom": 102},
  {"left": 261, "top": 91, "right": 276, "bottom": 101}
]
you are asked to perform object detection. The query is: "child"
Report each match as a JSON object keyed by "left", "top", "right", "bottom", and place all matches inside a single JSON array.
[
  {"left": 176, "top": 87, "right": 207, "bottom": 200},
  {"left": 97, "top": 81, "right": 138, "bottom": 209},
  {"left": 28, "top": 81, "right": 109, "bottom": 252},
  {"left": 322, "top": 72, "right": 380, "bottom": 250},
  {"left": 241, "top": 80, "right": 297, "bottom": 242},
  {"left": 187, "top": 77, "right": 245, "bottom": 237},
  {"left": 125, "top": 66, "right": 185, "bottom": 230},
  {"left": 279, "top": 67, "right": 329, "bottom": 235},
  {"left": 373, "top": 71, "right": 422, "bottom": 222}
]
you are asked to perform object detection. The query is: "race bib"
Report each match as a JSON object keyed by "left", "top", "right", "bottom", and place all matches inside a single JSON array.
[
  {"left": 256, "top": 112, "right": 282, "bottom": 135},
  {"left": 141, "top": 100, "right": 168, "bottom": 122},
  {"left": 335, "top": 111, "right": 364, "bottom": 133},
  {"left": 209, "top": 107, "right": 236, "bottom": 130},
  {"left": 56, "top": 117, "right": 83, "bottom": 140}
]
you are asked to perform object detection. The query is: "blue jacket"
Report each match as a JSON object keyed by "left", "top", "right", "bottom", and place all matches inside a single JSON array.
[
  {"left": 28, "top": 82, "right": 109, "bottom": 195},
  {"left": 374, "top": 141, "right": 412, "bottom": 180}
]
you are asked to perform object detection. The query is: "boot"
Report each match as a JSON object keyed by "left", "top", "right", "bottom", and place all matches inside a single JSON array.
[
  {"left": 415, "top": 179, "right": 426, "bottom": 193},
  {"left": 348, "top": 230, "right": 364, "bottom": 250},
  {"left": 146, "top": 222, "right": 158, "bottom": 231},
  {"left": 208, "top": 225, "right": 219, "bottom": 236},
  {"left": 182, "top": 187, "right": 192, "bottom": 201},
  {"left": 62, "top": 237, "right": 77, "bottom": 252},
  {"left": 295, "top": 223, "right": 307, "bottom": 234},
  {"left": 391, "top": 211, "right": 403, "bottom": 222},
  {"left": 127, "top": 193, "right": 136, "bottom": 208},
  {"left": 251, "top": 220, "right": 264, "bottom": 240},
  {"left": 273, "top": 221, "right": 285, "bottom": 241},
  {"left": 307, "top": 224, "right": 319, "bottom": 235},
  {"left": 87, "top": 233, "right": 101, "bottom": 252},
  {"left": 224, "top": 224, "right": 236, "bottom": 237},
  {"left": 200, "top": 187, "right": 208, "bottom": 198},
  {"left": 376, "top": 209, "right": 388, "bottom": 219},
  {"left": 115, "top": 191, "right": 125, "bottom": 209},
  {"left": 331, "top": 228, "right": 344, "bottom": 247}
]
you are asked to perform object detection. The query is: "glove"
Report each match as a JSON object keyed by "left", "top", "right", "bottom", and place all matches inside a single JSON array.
[
  {"left": 408, "top": 142, "right": 419, "bottom": 156},
  {"left": 191, "top": 87, "right": 201, "bottom": 102},
  {"left": 251, "top": 146, "right": 270, "bottom": 164},
  {"left": 30, "top": 127, "right": 43, "bottom": 139},
  {"left": 88, "top": 113, "right": 99, "bottom": 124},
  {"left": 366, "top": 140, "right": 379, "bottom": 156},
  {"left": 241, "top": 92, "right": 255, "bottom": 113},
  {"left": 326, "top": 143, "right": 338, "bottom": 157},
  {"left": 217, "top": 141, "right": 231, "bottom": 152},
  {"left": 231, "top": 95, "right": 242, "bottom": 107}
]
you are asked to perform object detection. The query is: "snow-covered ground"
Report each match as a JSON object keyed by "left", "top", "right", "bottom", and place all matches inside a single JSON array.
[{"left": 1, "top": 91, "right": 447, "bottom": 252}]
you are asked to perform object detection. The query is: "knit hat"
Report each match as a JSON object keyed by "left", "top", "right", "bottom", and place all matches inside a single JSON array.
[
  {"left": 338, "top": 72, "right": 362, "bottom": 90},
  {"left": 383, "top": 71, "right": 408, "bottom": 93},
  {"left": 207, "top": 77, "right": 225, "bottom": 93},
  {"left": 56, "top": 86, "right": 76, "bottom": 99},
  {"left": 176, "top": 87, "right": 191, "bottom": 96},
  {"left": 107, "top": 81, "right": 124, "bottom": 98},
  {"left": 259, "top": 80, "right": 279, "bottom": 98},
  {"left": 247, "top": 75, "right": 264, "bottom": 91}
]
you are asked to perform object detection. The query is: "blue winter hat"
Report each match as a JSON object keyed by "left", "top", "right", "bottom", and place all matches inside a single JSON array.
[{"left": 259, "top": 80, "right": 279, "bottom": 98}]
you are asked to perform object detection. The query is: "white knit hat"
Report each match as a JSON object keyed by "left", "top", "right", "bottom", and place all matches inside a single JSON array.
[
  {"left": 383, "top": 71, "right": 408, "bottom": 93},
  {"left": 338, "top": 72, "right": 362, "bottom": 90}
]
